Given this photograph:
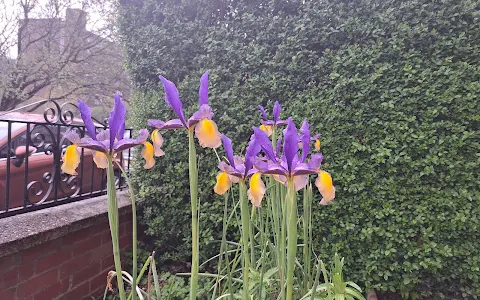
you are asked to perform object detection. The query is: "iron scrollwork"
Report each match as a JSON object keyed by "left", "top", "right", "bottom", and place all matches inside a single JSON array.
[{"left": 1, "top": 99, "right": 126, "bottom": 217}]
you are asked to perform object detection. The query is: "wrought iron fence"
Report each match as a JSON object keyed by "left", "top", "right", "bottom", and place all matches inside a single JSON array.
[{"left": 0, "top": 100, "right": 132, "bottom": 218}]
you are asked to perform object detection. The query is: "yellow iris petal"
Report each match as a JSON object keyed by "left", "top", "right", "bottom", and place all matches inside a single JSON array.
[
  {"left": 259, "top": 124, "right": 273, "bottom": 137},
  {"left": 61, "top": 145, "right": 80, "bottom": 175},
  {"left": 195, "top": 119, "right": 221, "bottom": 149},
  {"left": 315, "top": 139, "right": 321, "bottom": 151},
  {"left": 248, "top": 173, "right": 266, "bottom": 207},
  {"left": 315, "top": 170, "right": 335, "bottom": 205},
  {"left": 93, "top": 151, "right": 108, "bottom": 169},
  {"left": 214, "top": 172, "right": 231, "bottom": 195},
  {"left": 142, "top": 141, "right": 155, "bottom": 169},
  {"left": 151, "top": 129, "right": 165, "bottom": 157}
]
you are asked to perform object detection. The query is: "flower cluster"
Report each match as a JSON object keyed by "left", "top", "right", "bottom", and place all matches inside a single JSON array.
[
  {"left": 214, "top": 105, "right": 335, "bottom": 206},
  {"left": 61, "top": 73, "right": 334, "bottom": 205}
]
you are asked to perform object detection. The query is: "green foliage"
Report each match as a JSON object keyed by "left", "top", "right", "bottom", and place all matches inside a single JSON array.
[
  {"left": 119, "top": 0, "right": 480, "bottom": 298},
  {"left": 153, "top": 272, "right": 211, "bottom": 300},
  {"left": 301, "top": 253, "right": 365, "bottom": 300}
]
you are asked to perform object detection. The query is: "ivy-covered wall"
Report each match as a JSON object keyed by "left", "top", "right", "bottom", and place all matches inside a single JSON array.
[{"left": 118, "top": 0, "right": 480, "bottom": 298}]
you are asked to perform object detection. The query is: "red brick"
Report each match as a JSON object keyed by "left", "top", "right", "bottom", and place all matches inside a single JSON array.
[
  {"left": 0, "top": 254, "right": 19, "bottom": 271},
  {"left": 0, "top": 268, "right": 18, "bottom": 290},
  {"left": 33, "top": 279, "right": 68, "bottom": 300},
  {"left": 60, "top": 281, "right": 90, "bottom": 299},
  {"left": 90, "top": 244, "right": 113, "bottom": 264},
  {"left": 119, "top": 221, "right": 133, "bottom": 237},
  {"left": 0, "top": 288, "right": 16, "bottom": 299},
  {"left": 22, "top": 239, "right": 59, "bottom": 261},
  {"left": 72, "top": 264, "right": 101, "bottom": 287},
  {"left": 89, "top": 270, "right": 110, "bottom": 296},
  {"left": 18, "top": 261, "right": 35, "bottom": 282},
  {"left": 17, "top": 269, "right": 58, "bottom": 298},
  {"left": 100, "top": 255, "right": 114, "bottom": 270},
  {"left": 101, "top": 230, "right": 111, "bottom": 244},
  {"left": 118, "top": 234, "right": 132, "bottom": 249},
  {"left": 59, "top": 253, "right": 92, "bottom": 279},
  {"left": 73, "top": 236, "right": 102, "bottom": 256},
  {"left": 62, "top": 227, "right": 92, "bottom": 245},
  {"left": 36, "top": 249, "right": 72, "bottom": 274},
  {"left": 119, "top": 213, "right": 131, "bottom": 223}
]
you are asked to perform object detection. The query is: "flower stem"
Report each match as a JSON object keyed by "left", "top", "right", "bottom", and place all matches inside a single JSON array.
[
  {"left": 302, "top": 184, "right": 311, "bottom": 294},
  {"left": 188, "top": 130, "right": 199, "bottom": 300},
  {"left": 286, "top": 178, "right": 297, "bottom": 300},
  {"left": 107, "top": 158, "right": 126, "bottom": 300},
  {"left": 239, "top": 181, "right": 250, "bottom": 300},
  {"left": 116, "top": 163, "right": 137, "bottom": 300}
]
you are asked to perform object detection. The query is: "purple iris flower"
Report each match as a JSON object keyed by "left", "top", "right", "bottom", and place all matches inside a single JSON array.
[
  {"left": 258, "top": 101, "right": 288, "bottom": 127},
  {"left": 148, "top": 72, "right": 222, "bottom": 149},
  {"left": 253, "top": 118, "right": 323, "bottom": 191},
  {"left": 65, "top": 94, "right": 149, "bottom": 154},
  {"left": 217, "top": 135, "right": 261, "bottom": 180},
  {"left": 214, "top": 134, "right": 267, "bottom": 207},
  {"left": 61, "top": 94, "right": 157, "bottom": 175}
]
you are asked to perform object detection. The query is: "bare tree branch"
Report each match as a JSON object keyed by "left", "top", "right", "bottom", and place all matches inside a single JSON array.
[{"left": 0, "top": 0, "right": 128, "bottom": 114}]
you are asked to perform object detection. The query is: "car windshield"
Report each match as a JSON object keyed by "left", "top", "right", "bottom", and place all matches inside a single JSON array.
[{"left": 0, "top": 122, "right": 25, "bottom": 140}]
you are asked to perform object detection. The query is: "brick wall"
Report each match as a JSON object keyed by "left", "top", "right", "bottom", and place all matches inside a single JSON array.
[{"left": 0, "top": 193, "right": 133, "bottom": 300}]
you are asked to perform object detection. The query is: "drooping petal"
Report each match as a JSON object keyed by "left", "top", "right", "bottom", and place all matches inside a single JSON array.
[
  {"left": 92, "top": 151, "right": 108, "bottom": 169},
  {"left": 293, "top": 174, "right": 308, "bottom": 191},
  {"left": 300, "top": 119, "right": 310, "bottom": 162},
  {"left": 292, "top": 162, "right": 317, "bottom": 176},
  {"left": 218, "top": 161, "right": 242, "bottom": 178},
  {"left": 78, "top": 99, "right": 97, "bottom": 140},
  {"left": 148, "top": 119, "right": 185, "bottom": 130},
  {"left": 108, "top": 94, "right": 126, "bottom": 151},
  {"left": 260, "top": 124, "right": 273, "bottom": 137},
  {"left": 273, "top": 174, "right": 287, "bottom": 185},
  {"left": 283, "top": 118, "right": 299, "bottom": 173},
  {"left": 188, "top": 104, "right": 214, "bottom": 128},
  {"left": 199, "top": 72, "right": 209, "bottom": 106},
  {"left": 151, "top": 129, "right": 165, "bottom": 157},
  {"left": 61, "top": 145, "right": 80, "bottom": 175},
  {"left": 214, "top": 172, "right": 231, "bottom": 195},
  {"left": 74, "top": 136, "right": 109, "bottom": 153},
  {"left": 113, "top": 129, "right": 149, "bottom": 153},
  {"left": 247, "top": 173, "right": 266, "bottom": 207},
  {"left": 142, "top": 142, "right": 155, "bottom": 169},
  {"left": 228, "top": 174, "right": 240, "bottom": 184},
  {"left": 273, "top": 101, "right": 281, "bottom": 123},
  {"left": 315, "top": 139, "right": 321, "bottom": 151},
  {"left": 221, "top": 135, "right": 235, "bottom": 168},
  {"left": 254, "top": 159, "right": 287, "bottom": 176},
  {"left": 258, "top": 105, "right": 268, "bottom": 120},
  {"left": 315, "top": 170, "right": 335, "bottom": 205},
  {"left": 195, "top": 119, "right": 221, "bottom": 148},
  {"left": 159, "top": 75, "right": 187, "bottom": 126}
]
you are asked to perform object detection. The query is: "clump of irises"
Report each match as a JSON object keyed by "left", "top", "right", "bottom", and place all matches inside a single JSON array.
[{"left": 61, "top": 72, "right": 339, "bottom": 300}]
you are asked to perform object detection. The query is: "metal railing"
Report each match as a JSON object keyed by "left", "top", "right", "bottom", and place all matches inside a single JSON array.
[{"left": 0, "top": 100, "right": 132, "bottom": 218}]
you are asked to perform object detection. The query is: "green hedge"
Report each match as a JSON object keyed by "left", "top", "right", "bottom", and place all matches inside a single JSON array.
[{"left": 119, "top": 0, "right": 480, "bottom": 298}]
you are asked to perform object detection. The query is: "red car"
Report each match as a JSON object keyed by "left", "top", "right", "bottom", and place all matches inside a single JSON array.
[{"left": 0, "top": 112, "right": 126, "bottom": 213}]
